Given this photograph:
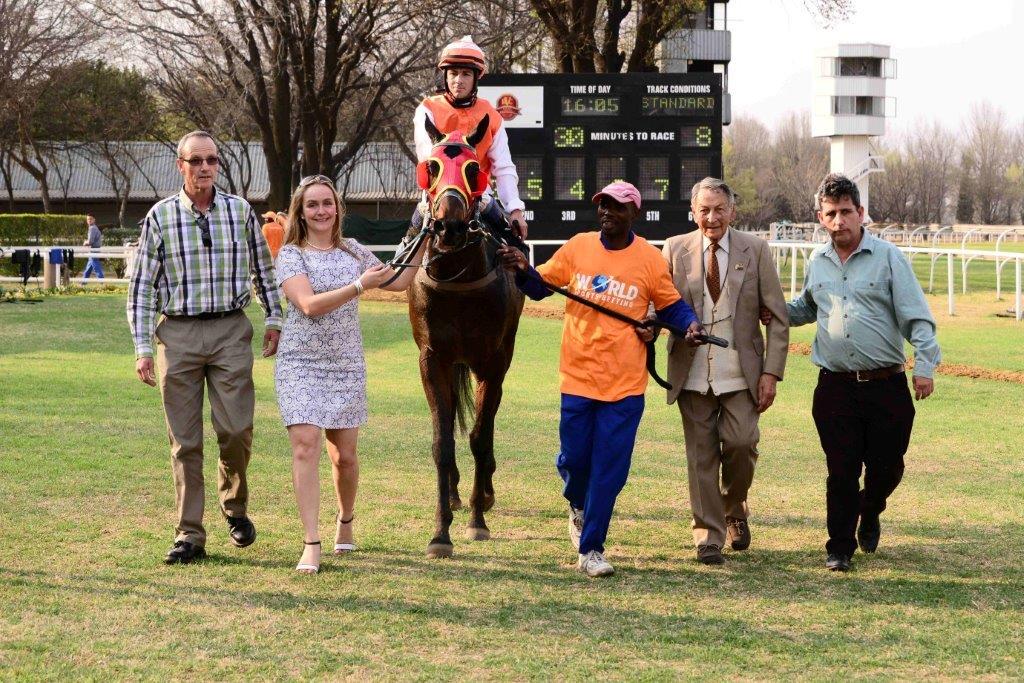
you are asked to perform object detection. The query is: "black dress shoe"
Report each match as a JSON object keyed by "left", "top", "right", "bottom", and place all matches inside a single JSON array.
[
  {"left": 725, "top": 516, "right": 751, "bottom": 551},
  {"left": 226, "top": 515, "right": 257, "bottom": 548},
  {"left": 857, "top": 513, "right": 881, "bottom": 553},
  {"left": 825, "top": 552, "right": 852, "bottom": 572},
  {"left": 165, "top": 541, "right": 206, "bottom": 565}
]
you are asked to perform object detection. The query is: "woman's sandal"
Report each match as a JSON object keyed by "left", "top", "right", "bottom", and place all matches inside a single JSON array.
[
  {"left": 296, "top": 540, "right": 321, "bottom": 574},
  {"left": 334, "top": 514, "right": 356, "bottom": 554}
]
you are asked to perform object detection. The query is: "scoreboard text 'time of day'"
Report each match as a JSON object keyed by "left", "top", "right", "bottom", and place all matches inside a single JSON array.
[{"left": 478, "top": 73, "right": 723, "bottom": 241}]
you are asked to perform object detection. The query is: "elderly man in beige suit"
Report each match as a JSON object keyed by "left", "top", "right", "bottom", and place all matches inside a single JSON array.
[{"left": 663, "top": 177, "right": 789, "bottom": 565}]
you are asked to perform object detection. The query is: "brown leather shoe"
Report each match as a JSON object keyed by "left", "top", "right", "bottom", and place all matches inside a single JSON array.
[
  {"left": 697, "top": 544, "right": 726, "bottom": 565},
  {"left": 725, "top": 516, "right": 751, "bottom": 551}
]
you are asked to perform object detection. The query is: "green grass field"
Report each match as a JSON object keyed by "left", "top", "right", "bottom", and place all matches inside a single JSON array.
[{"left": 1, "top": 293, "right": 1022, "bottom": 680}]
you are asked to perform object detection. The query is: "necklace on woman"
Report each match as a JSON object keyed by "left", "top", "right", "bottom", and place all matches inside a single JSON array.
[{"left": 304, "top": 239, "right": 334, "bottom": 252}]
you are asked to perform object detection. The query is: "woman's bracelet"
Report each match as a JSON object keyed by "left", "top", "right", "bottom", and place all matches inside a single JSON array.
[{"left": 352, "top": 278, "right": 365, "bottom": 296}]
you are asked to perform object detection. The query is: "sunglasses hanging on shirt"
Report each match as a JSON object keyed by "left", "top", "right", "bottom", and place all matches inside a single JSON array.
[{"left": 196, "top": 214, "right": 212, "bottom": 248}]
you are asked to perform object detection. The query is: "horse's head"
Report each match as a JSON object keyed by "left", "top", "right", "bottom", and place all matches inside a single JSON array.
[{"left": 416, "top": 115, "right": 490, "bottom": 250}]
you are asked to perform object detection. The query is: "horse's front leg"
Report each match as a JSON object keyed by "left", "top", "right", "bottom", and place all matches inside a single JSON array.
[
  {"left": 466, "top": 371, "right": 504, "bottom": 541},
  {"left": 421, "top": 353, "right": 456, "bottom": 558}
]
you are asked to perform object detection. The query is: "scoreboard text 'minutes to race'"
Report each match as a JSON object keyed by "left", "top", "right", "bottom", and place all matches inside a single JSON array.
[{"left": 479, "top": 73, "right": 723, "bottom": 241}]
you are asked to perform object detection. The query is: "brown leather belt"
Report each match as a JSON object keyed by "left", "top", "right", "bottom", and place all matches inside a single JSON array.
[
  {"left": 166, "top": 309, "right": 243, "bottom": 321},
  {"left": 822, "top": 364, "right": 904, "bottom": 382}
]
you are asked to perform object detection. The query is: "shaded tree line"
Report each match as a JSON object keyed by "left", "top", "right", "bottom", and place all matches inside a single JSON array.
[{"left": 725, "top": 103, "right": 1024, "bottom": 228}]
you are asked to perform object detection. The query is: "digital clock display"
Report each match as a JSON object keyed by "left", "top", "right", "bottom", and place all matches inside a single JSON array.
[
  {"left": 554, "top": 125, "right": 585, "bottom": 148},
  {"left": 680, "top": 125, "right": 714, "bottom": 148},
  {"left": 642, "top": 96, "right": 716, "bottom": 116},
  {"left": 481, "top": 73, "right": 721, "bottom": 240},
  {"left": 679, "top": 156, "right": 713, "bottom": 200},
  {"left": 561, "top": 96, "right": 621, "bottom": 116},
  {"left": 595, "top": 157, "right": 627, "bottom": 190},
  {"left": 555, "top": 157, "right": 585, "bottom": 201},
  {"left": 516, "top": 157, "right": 543, "bottom": 201},
  {"left": 638, "top": 158, "right": 671, "bottom": 201}
]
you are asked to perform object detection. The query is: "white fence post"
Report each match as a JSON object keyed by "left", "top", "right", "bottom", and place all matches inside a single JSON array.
[
  {"left": 947, "top": 253, "right": 955, "bottom": 316},
  {"left": 1016, "top": 257, "right": 1022, "bottom": 322},
  {"left": 790, "top": 245, "right": 798, "bottom": 299}
]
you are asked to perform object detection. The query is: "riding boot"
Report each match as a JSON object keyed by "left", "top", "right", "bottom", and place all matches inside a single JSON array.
[{"left": 480, "top": 197, "right": 528, "bottom": 256}]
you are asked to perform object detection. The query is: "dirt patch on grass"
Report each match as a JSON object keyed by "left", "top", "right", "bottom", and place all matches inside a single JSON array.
[
  {"left": 363, "top": 290, "right": 1024, "bottom": 384},
  {"left": 786, "top": 342, "right": 1024, "bottom": 384}
]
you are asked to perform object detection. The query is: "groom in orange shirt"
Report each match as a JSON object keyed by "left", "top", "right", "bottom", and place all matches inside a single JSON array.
[{"left": 499, "top": 181, "right": 701, "bottom": 577}]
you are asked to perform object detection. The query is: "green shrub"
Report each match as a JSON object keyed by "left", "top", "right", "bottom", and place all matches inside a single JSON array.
[{"left": 0, "top": 214, "right": 89, "bottom": 245}]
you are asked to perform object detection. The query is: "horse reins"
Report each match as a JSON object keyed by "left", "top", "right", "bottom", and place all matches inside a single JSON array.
[{"left": 516, "top": 266, "right": 727, "bottom": 391}]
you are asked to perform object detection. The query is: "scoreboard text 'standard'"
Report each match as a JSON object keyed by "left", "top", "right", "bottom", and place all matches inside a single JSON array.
[{"left": 478, "top": 73, "right": 723, "bottom": 241}]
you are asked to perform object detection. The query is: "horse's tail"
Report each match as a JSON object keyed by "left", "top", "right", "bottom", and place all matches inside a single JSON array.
[{"left": 453, "top": 363, "right": 473, "bottom": 435}]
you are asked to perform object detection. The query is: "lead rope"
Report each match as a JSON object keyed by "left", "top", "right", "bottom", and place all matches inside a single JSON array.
[{"left": 515, "top": 267, "right": 727, "bottom": 391}]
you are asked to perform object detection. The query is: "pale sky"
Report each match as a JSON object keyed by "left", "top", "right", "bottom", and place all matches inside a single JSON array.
[{"left": 728, "top": 0, "right": 1024, "bottom": 135}]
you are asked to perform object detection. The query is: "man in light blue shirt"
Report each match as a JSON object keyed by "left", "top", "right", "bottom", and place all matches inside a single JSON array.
[{"left": 786, "top": 173, "right": 940, "bottom": 572}]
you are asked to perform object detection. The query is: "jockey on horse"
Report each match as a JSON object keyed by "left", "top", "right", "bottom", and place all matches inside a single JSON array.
[{"left": 411, "top": 35, "right": 528, "bottom": 250}]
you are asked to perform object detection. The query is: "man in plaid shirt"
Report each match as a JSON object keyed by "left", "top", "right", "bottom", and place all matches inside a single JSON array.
[{"left": 128, "top": 130, "right": 283, "bottom": 565}]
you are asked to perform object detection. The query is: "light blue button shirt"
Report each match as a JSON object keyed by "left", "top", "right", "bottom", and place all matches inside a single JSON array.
[{"left": 786, "top": 230, "right": 941, "bottom": 378}]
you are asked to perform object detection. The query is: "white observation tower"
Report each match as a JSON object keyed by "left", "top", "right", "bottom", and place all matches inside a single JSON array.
[{"left": 812, "top": 43, "right": 896, "bottom": 220}]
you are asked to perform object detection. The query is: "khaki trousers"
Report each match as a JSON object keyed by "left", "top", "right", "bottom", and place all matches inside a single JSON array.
[
  {"left": 679, "top": 389, "right": 760, "bottom": 549},
  {"left": 156, "top": 312, "right": 255, "bottom": 546}
]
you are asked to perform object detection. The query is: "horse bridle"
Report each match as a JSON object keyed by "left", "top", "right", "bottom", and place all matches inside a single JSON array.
[{"left": 381, "top": 201, "right": 512, "bottom": 287}]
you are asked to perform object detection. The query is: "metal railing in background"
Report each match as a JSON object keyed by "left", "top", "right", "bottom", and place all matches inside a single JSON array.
[
  {"left": 766, "top": 240, "right": 1023, "bottom": 321},
  {"left": 4, "top": 239, "right": 1022, "bottom": 321}
]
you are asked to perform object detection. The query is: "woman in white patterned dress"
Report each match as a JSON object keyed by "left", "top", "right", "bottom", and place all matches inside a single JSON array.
[{"left": 275, "top": 175, "right": 423, "bottom": 573}]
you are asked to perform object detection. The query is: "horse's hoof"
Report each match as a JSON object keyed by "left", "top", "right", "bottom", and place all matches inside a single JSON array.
[
  {"left": 426, "top": 542, "right": 454, "bottom": 559},
  {"left": 466, "top": 526, "right": 490, "bottom": 541},
  {"left": 449, "top": 498, "right": 463, "bottom": 512},
  {"left": 482, "top": 494, "right": 495, "bottom": 512}
]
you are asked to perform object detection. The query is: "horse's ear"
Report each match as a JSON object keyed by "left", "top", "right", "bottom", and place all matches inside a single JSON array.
[
  {"left": 424, "top": 115, "right": 444, "bottom": 145},
  {"left": 417, "top": 159, "right": 440, "bottom": 191},
  {"left": 466, "top": 114, "right": 489, "bottom": 148}
]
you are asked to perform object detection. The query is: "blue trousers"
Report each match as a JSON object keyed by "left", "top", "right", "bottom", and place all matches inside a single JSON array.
[
  {"left": 83, "top": 258, "right": 104, "bottom": 279},
  {"left": 557, "top": 393, "right": 645, "bottom": 554}
]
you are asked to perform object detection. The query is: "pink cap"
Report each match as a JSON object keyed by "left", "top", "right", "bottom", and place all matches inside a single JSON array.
[{"left": 592, "top": 181, "right": 641, "bottom": 209}]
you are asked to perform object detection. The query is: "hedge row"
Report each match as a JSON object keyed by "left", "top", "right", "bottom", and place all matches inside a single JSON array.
[{"left": 0, "top": 214, "right": 90, "bottom": 245}]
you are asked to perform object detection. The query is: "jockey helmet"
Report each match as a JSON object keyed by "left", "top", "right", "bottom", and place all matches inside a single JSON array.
[{"left": 437, "top": 35, "right": 487, "bottom": 77}]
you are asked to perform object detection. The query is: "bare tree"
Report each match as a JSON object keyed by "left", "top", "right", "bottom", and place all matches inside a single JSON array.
[
  {"left": 0, "top": 0, "right": 94, "bottom": 212},
  {"left": 771, "top": 112, "right": 829, "bottom": 221},
  {"left": 869, "top": 144, "right": 913, "bottom": 223},
  {"left": 531, "top": 0, "right": 856, "bottom": 73},
  {"left": 871, "top": 122, "right": 959, "bottom": 224},
  {"left": 92, "top": 0, "right": 453, "bottom": 210},
  {"left": 724, "top": 116, "right": 779, "bottom": 227},
  {"left": 904, "top": 122, "right": 958, "bottom": 223},
  {"left": 962, "top": 102, "right": 1016, "bottom": 224}
]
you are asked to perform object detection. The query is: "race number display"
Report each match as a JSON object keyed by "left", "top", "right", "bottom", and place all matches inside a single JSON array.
[{"left": 481, "top": 73, "right": 722, "bottom": 239}]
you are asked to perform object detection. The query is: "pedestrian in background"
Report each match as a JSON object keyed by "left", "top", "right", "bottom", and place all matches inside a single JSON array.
[{"left": 82, "top": 215, "right": 104, "bottom": 279}]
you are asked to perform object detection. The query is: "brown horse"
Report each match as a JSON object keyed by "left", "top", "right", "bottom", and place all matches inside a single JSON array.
[{"left": 407, "top": 115, "right": 524, "bottom": 558}]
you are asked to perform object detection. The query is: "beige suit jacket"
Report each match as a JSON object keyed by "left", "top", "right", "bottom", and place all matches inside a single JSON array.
[{"left": 662, "top": 228, "right": 789, "bottom": 405}]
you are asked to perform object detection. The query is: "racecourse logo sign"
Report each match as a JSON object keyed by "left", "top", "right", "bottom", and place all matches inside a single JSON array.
[{"left": 496, "top": 94, "right": 522, "bottom": 121}]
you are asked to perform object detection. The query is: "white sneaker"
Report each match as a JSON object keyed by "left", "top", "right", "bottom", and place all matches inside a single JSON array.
[
  {"left": 569, "top": 505, "right": 584, "bottom": 551},
  {"left": 578, "top": 550, "right": 614, "bottom": 577}
]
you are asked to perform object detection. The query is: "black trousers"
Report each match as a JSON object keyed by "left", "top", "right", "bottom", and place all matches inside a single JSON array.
[{"left": 811, "top": 369, "right": 915, "bottom": 556}]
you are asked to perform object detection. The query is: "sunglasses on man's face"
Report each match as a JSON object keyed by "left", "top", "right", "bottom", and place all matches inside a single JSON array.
[
  {"left": 299, "top": 174, "right": 333, "bottom": 187},
  {"left": 180, "top": 156, "right": 220, "bottom": 167},
  {"left": 196, "top": 214, "right": 212, "bottom": 248}
]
